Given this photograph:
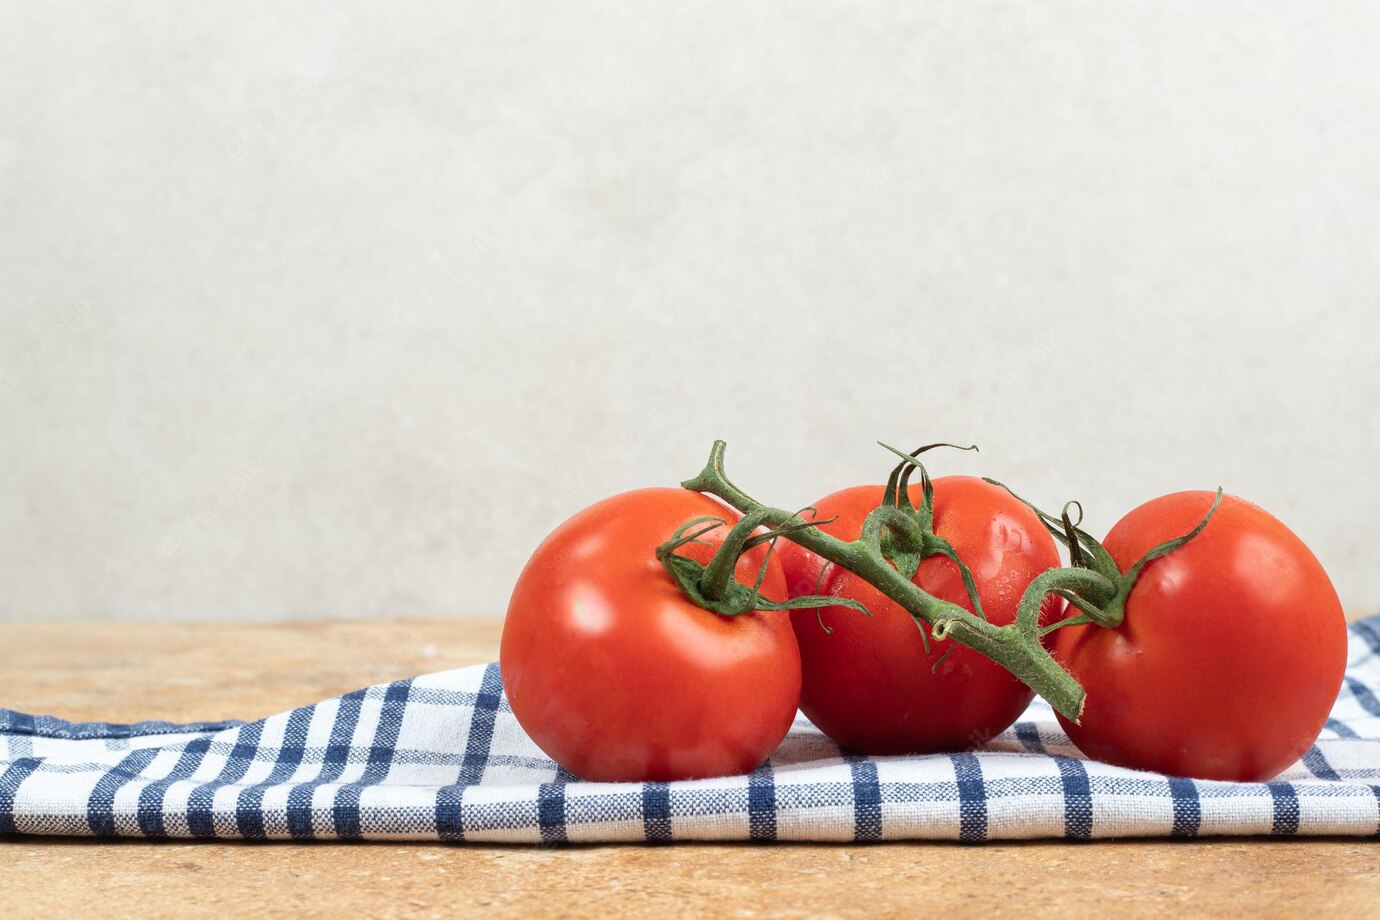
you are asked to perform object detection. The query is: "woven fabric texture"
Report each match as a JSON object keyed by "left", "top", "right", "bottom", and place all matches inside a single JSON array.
[{"left": 3, "top": 618, "right": 1378, "bottom": 842}]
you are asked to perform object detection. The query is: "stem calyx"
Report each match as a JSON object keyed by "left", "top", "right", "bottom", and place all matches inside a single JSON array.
[
  {"left": 655, "top": 511, "right": 870, "bottom": 620},
  {"left": 986, "top": 480, "right": 1225, "bottom": 636}
]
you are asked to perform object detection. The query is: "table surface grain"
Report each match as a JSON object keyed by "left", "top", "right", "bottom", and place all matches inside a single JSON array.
[{"left": 1, "top": 618, "right": 1377, "bottom": 919}]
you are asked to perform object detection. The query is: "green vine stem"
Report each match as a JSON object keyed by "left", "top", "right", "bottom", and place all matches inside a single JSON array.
[{"left": 680, "top": 440, "right": 1092, "bottom": 721}]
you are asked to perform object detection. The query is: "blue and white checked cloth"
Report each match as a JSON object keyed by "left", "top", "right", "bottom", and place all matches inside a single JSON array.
[{"left": 4, "top": 617, "right": 1380, "bottom": 843}]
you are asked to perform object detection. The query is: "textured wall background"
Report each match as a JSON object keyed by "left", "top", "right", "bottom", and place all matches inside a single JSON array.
[{"left": 2, "top": 2, "right": 1377, "bottom": 621}]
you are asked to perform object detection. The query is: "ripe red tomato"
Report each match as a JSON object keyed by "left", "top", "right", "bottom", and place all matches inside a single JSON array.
[
  {"left": 500, "top": 488, "right": 802, "bottom": 782},
  {"left": 777, "top": 477, "right": 1062, "bottom": 754},
  {"left": 1052, "top": 491, "right": 1347, "bottom": 781}
]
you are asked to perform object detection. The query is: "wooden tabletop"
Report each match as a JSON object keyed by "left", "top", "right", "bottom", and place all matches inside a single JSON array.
[{"left": 1, "top": 619, "right": 1376, "bottom": 919}]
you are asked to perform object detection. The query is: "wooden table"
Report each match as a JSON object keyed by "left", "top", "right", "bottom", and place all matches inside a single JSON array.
[{"left": 2, "top": 620, "right": 1376, "bottom": 919}]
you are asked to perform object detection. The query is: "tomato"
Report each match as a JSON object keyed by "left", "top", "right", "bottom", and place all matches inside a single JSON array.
[
  {"left": 1051, "top": 491, "right": 1347, "bottom": 781},
  {"left": 777, "top": 477, "right": 1062, "bottom": 754},
  {"left": 500, "top": 488, "right": 802, "bottom": 782}
]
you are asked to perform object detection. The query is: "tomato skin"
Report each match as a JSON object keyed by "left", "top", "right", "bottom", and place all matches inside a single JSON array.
[
  {"left": 779, "top": 477, "right": 1062, "bottom": 755},
  {"left": 500, "top": 488, "right": 801, "bottom": 783},
  {"left": 1053, "top": 491, "right": 1347, "bottom": 782}
]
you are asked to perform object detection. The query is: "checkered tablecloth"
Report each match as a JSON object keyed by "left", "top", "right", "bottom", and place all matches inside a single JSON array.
[{"left": 3, "top": 617, "right": 1378, "bottom": 843}]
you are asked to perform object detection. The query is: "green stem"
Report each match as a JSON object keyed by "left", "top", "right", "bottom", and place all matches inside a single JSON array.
[
  {"left": 682, "top": 441, "right": 1089, "bottom": 721},
  {"left": 1014, "top": 567, "right": 1119, "bottom": 634},
  {"left": 859, "top": 504, "right": 925, "bottom": 553},
  {"left": 700, "top": 510, "right": 768, "bottom": 601}
]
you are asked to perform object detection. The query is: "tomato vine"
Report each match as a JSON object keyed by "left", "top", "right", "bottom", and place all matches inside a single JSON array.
[{"left": 670, "top": 439, "right": 1223, "bottom": 723}]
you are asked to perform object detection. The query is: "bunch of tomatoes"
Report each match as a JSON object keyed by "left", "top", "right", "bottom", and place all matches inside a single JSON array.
[{"left": 500, "top": 442, "right": 1347, "bottom": 784}]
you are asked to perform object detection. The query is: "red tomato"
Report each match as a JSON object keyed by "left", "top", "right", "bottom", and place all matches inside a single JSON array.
[
  {"left": 500, "top": 488, "right": 802, "bottom": 782},
  {"left": 778, "top": 477, "right": 1062, "bottom": 754},
  {"left": 1052, "top": 491, "right": 1347, "bottom": 781}
]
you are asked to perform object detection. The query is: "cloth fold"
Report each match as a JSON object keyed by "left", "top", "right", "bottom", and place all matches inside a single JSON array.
[{"left": 3, "top": 617, "right": 1379, "bottom": 843}]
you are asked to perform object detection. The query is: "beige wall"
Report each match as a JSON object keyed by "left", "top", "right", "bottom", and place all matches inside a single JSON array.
[{"left": 2, "top": 2, "right": 1378, "bottom": 621}]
